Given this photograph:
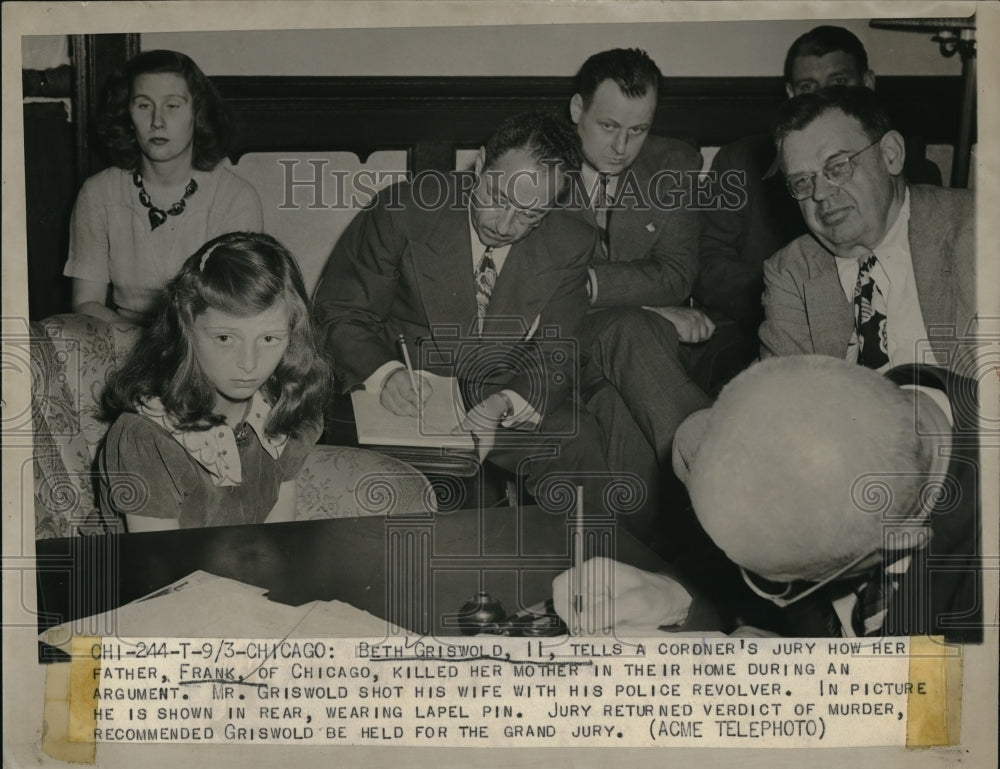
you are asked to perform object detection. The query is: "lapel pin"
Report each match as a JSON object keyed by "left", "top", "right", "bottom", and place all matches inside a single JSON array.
[{"left": 645, "top": 223, "right": 656, "bottom": 233}]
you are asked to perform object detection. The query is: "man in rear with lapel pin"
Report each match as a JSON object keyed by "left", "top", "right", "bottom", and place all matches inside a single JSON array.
[
  {"left": 565, "top": 48, "right": 715, "bottom": 539},
  {"left": 314, "top": 111, "right": 616, "bottom": 516},
  {"left": 760, "top": 86, "right": 975, "bottom": 373}
]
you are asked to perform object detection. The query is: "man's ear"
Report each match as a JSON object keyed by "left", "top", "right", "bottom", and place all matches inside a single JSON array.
[
  {"left": 863, "top": 70, "right": 876, "bottom": 90},
  {"left": 784, "top": 83, "right": 796, "bottom": 100},
  {"left": 569, "top": 93, "right": 584, "bottom": 125},
  {"left": 879, "top": 130, "right": 906, "bottom": 175},
  {"left": 474, "top": 146, "right": 486, "bottom": 177}
]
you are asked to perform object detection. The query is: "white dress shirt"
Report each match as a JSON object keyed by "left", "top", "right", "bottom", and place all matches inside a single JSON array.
[{"left": 836, "top": 190, "right": 931, "bottom": 370}]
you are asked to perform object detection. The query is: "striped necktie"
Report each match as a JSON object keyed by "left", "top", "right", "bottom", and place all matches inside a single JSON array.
[
  {"left": 850, "top": 556, "right": 909, "bottom": 636},
  {"left": 853, "top": 252, "right": 889, "bottom": 369},
  {"left": 595, "top": 173, "right": 611, "bottom": 254},
  {"left": 474, "top": 246, "right": 496, "bottom": 333}
]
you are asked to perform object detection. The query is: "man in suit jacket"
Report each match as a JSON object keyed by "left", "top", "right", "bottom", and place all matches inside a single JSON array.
[
  {"left": 698, "top": 26, "right": 942, "bottom": 389},
  {"left": 759, "top": 86, "right": 975, "bottom": 375},
  {"left": 314, "top": 111, "right": 615, "bottom": 515},
  {"left": 555, "top": 356, "right": 981, "bottom": 641},
  {"left": 563, "top": 49, "right": 713, "bottom": 537}
]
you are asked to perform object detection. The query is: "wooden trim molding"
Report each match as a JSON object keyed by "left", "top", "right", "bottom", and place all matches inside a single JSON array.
[
  {"left": 214, "top": 75, "right": 968, "bottom": 173},
  {"left": 70, "top": 33, "right": 140, "bottom": 184}
]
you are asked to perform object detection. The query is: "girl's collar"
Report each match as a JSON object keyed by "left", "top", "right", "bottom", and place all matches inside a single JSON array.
[{"left": 137, "top": 392, "right": 288, "bottom": 487}]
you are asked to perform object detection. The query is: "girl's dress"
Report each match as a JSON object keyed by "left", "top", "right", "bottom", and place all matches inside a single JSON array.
[{"left": 99, "top": 392, "right": 320, "bottom": 528}]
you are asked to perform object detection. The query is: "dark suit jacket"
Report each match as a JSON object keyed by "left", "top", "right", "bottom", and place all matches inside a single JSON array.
[
  {"left": 759, "top": 185, "right": 976, "bottom": 372},
  {"left": 696, "top": 134, "right": 807, "bottom": 330},
  {"left": 565, "top": 135, "right": 703, "bottom": 308},
  {"left": 313, "top": 178, "right": 598, "bottom": 415}
]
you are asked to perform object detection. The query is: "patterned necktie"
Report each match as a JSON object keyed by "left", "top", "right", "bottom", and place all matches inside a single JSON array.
[
  {"left": 853, "top": 253, "right": 889, "bottom": 369},
  {"left": 850, "top": 556, "right": 908, "bottom": 636},
  {"left": 595, "top": 173, "right": 611, "bottom": 254},
  {"left": 474, "top": 246, "right": 496, "bottom": 333}
]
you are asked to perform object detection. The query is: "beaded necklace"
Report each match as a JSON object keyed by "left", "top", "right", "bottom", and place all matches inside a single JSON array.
[{"left": 132, "top": 171, "right": 198, "bottom": 230}]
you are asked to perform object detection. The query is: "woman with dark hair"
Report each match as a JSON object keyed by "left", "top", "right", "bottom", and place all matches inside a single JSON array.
[
  {"left": 98, "top": 232, "right": 329, "bottom": 531},
  {"left": 65, "top": 49, "right": 263, "bottom": 324}
]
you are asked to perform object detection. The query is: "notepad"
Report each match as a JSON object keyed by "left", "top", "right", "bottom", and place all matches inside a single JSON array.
[{"left": 351, "top": 371, "right": 476, "bottom": 449}]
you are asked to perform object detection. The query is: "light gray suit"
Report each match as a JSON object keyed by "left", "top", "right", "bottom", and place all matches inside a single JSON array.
[{"left": 760, "top": 185, "right": 976, "bottom": 371}]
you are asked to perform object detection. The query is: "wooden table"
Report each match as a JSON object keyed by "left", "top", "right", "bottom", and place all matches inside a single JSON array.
[{"left": 35, "top": 505, "right": 721, "bottom": 652}]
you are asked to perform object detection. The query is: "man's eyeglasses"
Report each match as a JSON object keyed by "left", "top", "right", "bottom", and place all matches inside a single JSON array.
[
  {"left": 740, "top": 548, "right": 878, "bottom": 608},
  {"left": 785, "top": 136, "right": 884, "bottom": 201},
  {"left": 477, "top": 179, "right": 549, "bottom": 225}
]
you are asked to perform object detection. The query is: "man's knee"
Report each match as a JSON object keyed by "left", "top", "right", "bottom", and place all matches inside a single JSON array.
[
  {"left": 672, "top": 409, "right": 712, "bottom": 486},
  {"left": 590, "top": 307, "right": 681, "bottom": 361}
]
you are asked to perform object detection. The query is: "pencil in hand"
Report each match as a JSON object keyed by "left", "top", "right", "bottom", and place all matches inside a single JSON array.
[{"left": 397, "top": 333, "right": 420, "bottom": 394}]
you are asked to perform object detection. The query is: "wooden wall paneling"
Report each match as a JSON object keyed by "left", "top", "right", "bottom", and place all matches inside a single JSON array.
[
  {"left": 70, "top": 33, "right": 139, "bottom": 186},
  {"left": 216, "top": 75, "right": 966, "bottom": 173}
]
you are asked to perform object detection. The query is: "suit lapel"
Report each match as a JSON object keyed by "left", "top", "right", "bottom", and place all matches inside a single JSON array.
[
  {"left": 408, "top": 204, "right": 477, "bottom": 333},
  {"left": 609, "top": 193, "right": 659, "bottom": 262},
  {"left": 801, "top": 239, "right": 855, "bottom": 356},
  {"left": 485, "top": 233, "right": 554, "bottom": 334},
  {"left": 609, "top": 147, "right": 652, "bottom": 261}
]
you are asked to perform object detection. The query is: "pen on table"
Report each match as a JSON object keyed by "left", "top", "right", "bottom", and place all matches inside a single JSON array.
[
  {"left": 574, "top": 485, "right": 584, "bottom": 632},
  {"left": 398, "top": 334, "right": 419, "bottom": 393}
]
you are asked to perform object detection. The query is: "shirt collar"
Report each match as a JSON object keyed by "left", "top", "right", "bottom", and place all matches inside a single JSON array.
[
  {"left": 467, "top": 207, "right": 513, "bottom": 269},
  {"left": 836, "top": 188, "right": 910, "bottom": 286},
  {"left": 580, "top": 163, "right": 618, "bottom": 206},
  {"left": 137, "top": 391, "right": 287, "bottom": 487},
  {"left": 870, "top": 187, "right": 910, "bottom": 266}
]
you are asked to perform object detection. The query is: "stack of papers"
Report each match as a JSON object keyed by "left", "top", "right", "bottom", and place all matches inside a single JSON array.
[{"left": 41, "top": 570, "right": 404, "bottom": 651}]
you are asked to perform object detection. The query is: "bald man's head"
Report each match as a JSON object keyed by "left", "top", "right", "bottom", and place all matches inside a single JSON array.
[{"left": 687, "top": 356, "right": 932, "bottom": 582}]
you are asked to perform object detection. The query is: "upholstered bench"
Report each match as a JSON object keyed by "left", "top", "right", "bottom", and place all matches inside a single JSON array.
[{"left": 30, "top": 313, "right": 436, "bottom": 538}]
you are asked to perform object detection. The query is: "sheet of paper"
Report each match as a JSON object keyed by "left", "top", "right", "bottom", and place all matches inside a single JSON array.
[
  {"left": 40, "top": 571, "right": 397, "bottom": 651},
  {"left": 351, "top": 371, "right": 475, "bottom": 449},
  {"left": 289, "top": 600, "right": 406, "bottom": 637}
]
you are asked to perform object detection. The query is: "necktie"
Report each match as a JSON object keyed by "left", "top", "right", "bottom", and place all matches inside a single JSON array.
[
  {"left": 850, "top": 557, "right": 907, "bottom": 636},
  {"left": 474, "top": 246, "right": 496, "bottom": 333},
  {"left": 595, "top": 173, "right": 611, "bottom": 254},
  {"left": 853, "top": 253, "right": 889, "bottom": 369}
]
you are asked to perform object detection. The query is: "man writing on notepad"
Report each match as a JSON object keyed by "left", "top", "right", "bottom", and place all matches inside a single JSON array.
[{"left": 314, "top": 111, "right": 616, "bottom": 514}]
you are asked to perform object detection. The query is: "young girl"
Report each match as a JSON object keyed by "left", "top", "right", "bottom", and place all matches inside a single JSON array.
[
  {"left": 66, "top": 49, "right": 263, "bottom": 325},
  {"left": 99, "top": 232, "right": 328, "bottom": 531}
]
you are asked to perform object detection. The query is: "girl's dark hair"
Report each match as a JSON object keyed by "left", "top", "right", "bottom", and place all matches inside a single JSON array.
[
  {"left": 103, "top": 232, "right": 330, "bottom": 438},
  {"left": 97, "top": 49, "right": 232, "bottom": 171}
]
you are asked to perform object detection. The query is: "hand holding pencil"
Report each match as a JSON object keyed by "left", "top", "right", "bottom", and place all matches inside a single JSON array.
[{"left": 378, "top": 336, "right": 433, "bottom": 417}]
